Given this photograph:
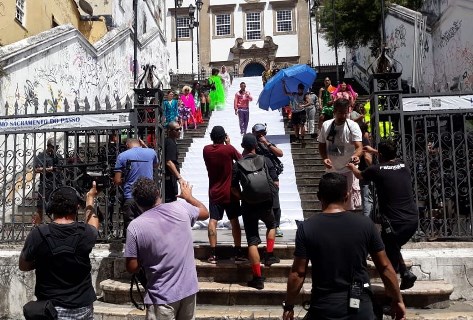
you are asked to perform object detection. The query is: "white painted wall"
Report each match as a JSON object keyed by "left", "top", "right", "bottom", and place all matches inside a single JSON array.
[
  {"left": 430, "top": 0, "right": 473, "bottom": 92},
  {"left": 310, "top": 19, "right": 346, "bottom": 66}
]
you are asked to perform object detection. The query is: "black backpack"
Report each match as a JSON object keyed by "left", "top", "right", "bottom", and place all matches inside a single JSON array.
[{"left": 237, "top": 155, "right": 273, "bottom": 204}]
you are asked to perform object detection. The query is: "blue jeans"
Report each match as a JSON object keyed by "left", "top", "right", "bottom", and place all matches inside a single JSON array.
[{"left": 361, "top": 183, "right": 373, "bottom": 217}]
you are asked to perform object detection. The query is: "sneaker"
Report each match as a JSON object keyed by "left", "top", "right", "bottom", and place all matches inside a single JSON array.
[
  {"left": 247, "top": 276, "right": 265, "bottom": 290},
  {"left": 275, "top": 228, "right": 284, "bottom": 237},
  {"left": 234, "top": 255, "right": 249, "bottom": 264},
  {"left": 400, "top": 270, "right": 417, "bottom": 290},
  {"left": 207, "top": 255, "right": 218, "bottom": 264},
  {"left": 264, "top": 254, "right": 280, "bottom": 267}
]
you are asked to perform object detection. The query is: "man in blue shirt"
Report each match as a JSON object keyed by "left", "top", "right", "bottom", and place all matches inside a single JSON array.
[{"left": 114, "top": 138, "right": 158, "bottom": 234}]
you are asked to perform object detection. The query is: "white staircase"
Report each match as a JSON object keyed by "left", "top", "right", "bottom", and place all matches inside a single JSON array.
[{"left": 180, "top": 76, "right": 303, "bottom": 229}]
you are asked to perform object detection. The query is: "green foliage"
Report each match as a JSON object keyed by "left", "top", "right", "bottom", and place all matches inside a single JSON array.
[{"left": 318, "top": 0, "right": 424, "bottom": 49}]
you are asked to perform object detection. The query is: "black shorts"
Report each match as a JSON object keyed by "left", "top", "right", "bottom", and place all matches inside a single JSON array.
[
  {"left": 209, "top": 201, "right": 241, "bottom": 221},
  {"left": 242, "top": 203, "right": 276, "bottom": 246},
  {"left": 291, "top": 110, "right": 306, "bottom": 125}
]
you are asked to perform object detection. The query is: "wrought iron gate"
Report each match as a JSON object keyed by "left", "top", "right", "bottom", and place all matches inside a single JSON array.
[
  {"left": 0, "top": 89, "right": 164, "bottom": 242},
  {"left": 370, "top": 73, "right": 473, "bottom": 240}
]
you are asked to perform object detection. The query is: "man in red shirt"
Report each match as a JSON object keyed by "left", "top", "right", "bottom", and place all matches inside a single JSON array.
[
  {"left": 234, "top": 82, "right": 253, "bottom": 135},
  {"left": 203, "top": 126, "right": 246, "bottom": 263}
]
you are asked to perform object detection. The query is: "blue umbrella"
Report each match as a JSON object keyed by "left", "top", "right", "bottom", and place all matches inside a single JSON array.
[{"left": 258, "top": 64, "right": 317, "bottom": 110}]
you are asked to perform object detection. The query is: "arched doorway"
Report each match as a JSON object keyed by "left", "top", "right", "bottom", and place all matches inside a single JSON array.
[{"left": 243, "top": 63, "right": 265, "bottom": 77}]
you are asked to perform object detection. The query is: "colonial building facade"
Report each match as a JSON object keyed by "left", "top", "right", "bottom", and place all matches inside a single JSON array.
[{"left": 166, "top": 0, "right": 312, "bottom": 76}]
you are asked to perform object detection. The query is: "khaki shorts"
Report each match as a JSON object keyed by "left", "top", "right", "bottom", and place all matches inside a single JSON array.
[{"left": 146, "top": 294, "right": 196, "bottom": 320}]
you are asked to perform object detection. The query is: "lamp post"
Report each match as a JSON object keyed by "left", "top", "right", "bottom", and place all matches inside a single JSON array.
[
  {"left": 311, "top": 1, "right": 321, "bottom": 70},
  {"left": 195, "top": 0, "right": 203, "bottom": 80},
  {"left": 332, "top": 0, "right": 339, "bottom": 84},
  {"left": 174, "top": 0, "right": 183, "bottom": 73},
  {"left": 133, "top": 0, "right": 139, "bottom": 84},
  {"left": 188, "top": 4, "right": 196, "bottom": 77}
]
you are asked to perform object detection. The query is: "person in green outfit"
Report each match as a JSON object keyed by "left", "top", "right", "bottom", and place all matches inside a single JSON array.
[
  {"left": 208, "top": 68, "right": 226, "bottom": 111},
  {"left": 318, "top": 77, "right": 336, "bottom": 131}
]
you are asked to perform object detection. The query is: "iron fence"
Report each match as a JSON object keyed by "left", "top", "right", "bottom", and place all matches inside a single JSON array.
[
  {"left": 370, "top": 73, "right": 473, "bottom": 240},
  {"left": 0, "top": 90, "right": 164, "bottom": 243}
]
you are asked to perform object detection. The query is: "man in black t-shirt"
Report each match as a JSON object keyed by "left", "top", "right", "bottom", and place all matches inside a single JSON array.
[
  {"left": 283, "top": 173, "right": 405, "bottom": 320},
  {"left": 19, "top": 183, "right": 100, "bottom": 319},
  {"left": 33, "top": 138, "right": 64, "bottom": 225},
  {"left": 164, "top": 121, "right": 183, "bottom": 202},
  {"left": 347, "top": 140, "right": 419, "bottom": 290}
]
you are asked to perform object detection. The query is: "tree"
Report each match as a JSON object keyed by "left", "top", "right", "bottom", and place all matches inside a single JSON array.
[{"left": 318, "top": 0, "right": 424, "bottom": 49}]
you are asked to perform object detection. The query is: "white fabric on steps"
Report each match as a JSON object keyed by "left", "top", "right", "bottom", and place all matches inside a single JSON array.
[{"left": 180, "top": 76, "right": 303, "bottom": 230}]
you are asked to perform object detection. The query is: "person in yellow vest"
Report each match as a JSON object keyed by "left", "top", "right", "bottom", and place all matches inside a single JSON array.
[{"left": 363, "top": 101, "right": 394, "bottom": 138}]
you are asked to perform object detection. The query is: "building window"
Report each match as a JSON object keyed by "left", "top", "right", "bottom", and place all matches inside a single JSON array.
[
  {"left": 176, "top": 16, "right": 190, "bottom": 39},
  {"left": 276, "top": 10, "right": 292, "bottom": 32},
  {"left": 246, "top": 12, "right": 261, "bottom": 40},
  {"left": 15, "top": 0, "right": 26, "bottom": 25},
  {"left": 216, "top": 14, "right": 231, "bottom": 36}
]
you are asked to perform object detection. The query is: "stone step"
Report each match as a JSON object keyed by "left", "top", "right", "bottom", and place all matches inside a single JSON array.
[
  {"left": 99, "top": 279, "right": 453, "bottom": 309},
  {"left": 295, "top": 170, "right": 325, "bottom": 179},
  {"left": 93, "top": 301, "right": 473, "bottom": 320}
]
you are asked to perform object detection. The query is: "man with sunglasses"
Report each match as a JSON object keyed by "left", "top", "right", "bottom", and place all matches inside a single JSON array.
[
  {"left": 318, "top": 98, "right": 362, "bottom": 210},
  {"left": 164, "top": 121, "right": 184, "bottom": 203}
]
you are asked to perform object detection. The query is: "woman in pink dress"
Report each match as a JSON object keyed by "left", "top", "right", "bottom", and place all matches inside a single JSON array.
[
  {"left": 180, "top": 85, "right": 197, "bottom": 129},
  {"left": 331, "top": 81, "right": 358, "bottom": 112}
]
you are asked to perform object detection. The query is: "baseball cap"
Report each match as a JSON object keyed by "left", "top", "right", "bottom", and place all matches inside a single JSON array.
[
  {"left": 241, "top": 133, "right": 257, "bottom": 149},
  {"left": 210, "top": 126, "right": 226, "bottom": 142},
  {"left": 252, "top": 123, "right": 266, "bottom": 133}
]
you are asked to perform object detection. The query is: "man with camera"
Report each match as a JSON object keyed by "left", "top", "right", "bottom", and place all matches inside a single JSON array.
[
  {"left": 318, "top": 98, "right": 362, "bottom": 210},
  {"left": 282, "top": 173, "right": 406, "bottom": 320},
  {"left": 114, "top": 138, "right": 158, "bottom": 234},
  {"left": 252, "top": 123, "right": 284, "bottom": 237},
  {"left": 203, "top": 126, "right": 245, "bottom": 264},
  {"left": 19, "top": 182, "right": 100, "bottom": 319},
  {"left": 33, "top": 138, "right": 64, "bottom": 225},
  {"left": 347, "top": 140, "right": 418, "bottom": 290},
  {"left": 125, "top": 177, "right": 209, "bottom": 320}
]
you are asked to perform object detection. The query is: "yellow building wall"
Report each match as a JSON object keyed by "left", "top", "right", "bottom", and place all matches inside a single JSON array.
[
  {"left": 79, "top": 17, "right": 108, "bottom": 44},
  {"left": 0, "top": 0, "right": 106, "bottom": 45}
]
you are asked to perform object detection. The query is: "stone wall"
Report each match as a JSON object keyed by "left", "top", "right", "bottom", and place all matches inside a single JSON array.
[{"left": 0, "top": 243, "right": 472, "bottom": 318}]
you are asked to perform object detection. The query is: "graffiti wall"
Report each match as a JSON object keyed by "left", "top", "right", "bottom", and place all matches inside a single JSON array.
[
  {"left": 431, "top": 2, "right": 473, "bottom": 92},
  {"left": 345, "top": 0, "right": 473, "bottom": 94},
  {"left": 0, "top": 23, "right": 169, "bottom": 115}
]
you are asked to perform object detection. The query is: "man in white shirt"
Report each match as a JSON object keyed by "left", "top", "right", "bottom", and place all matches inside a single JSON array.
[{"left": 318, "top": 98, "right": 363, "bottom": 210}]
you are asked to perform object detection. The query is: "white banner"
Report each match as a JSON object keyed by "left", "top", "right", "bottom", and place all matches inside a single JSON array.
[
  {"left": 403, "top": 95, "right": 473, "bottom": 112},
  {"left": 0, "top": 112, "right": 131, "bottom": 133}
]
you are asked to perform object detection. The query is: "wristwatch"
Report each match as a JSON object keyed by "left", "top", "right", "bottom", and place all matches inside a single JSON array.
[{"left": 282, "top": 301, "right": 294, "bottom": 312}]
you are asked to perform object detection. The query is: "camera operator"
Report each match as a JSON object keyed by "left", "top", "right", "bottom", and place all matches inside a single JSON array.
[
  {"left": 19, "top": 182, "right": 100, "bottom": 319},
  {"left": 252, "top": 123, "right": 284, "bottom": 236},
  {"left": 114, "top": 138, "right": 158, "bottom": 235},
  {"left": 33, "top": 138, "right": 64, "bottom": 225}
]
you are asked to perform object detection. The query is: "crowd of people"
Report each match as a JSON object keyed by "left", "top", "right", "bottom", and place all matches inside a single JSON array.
[{"left": 23, "top": 73, "right": 418, "bottom": 320}]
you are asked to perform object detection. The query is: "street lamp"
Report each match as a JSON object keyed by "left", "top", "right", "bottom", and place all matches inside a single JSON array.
[
  {"left": 311, "top": 1, "right": 321, "bottom": 70},
  {"left": 174, "top": 0, "right": 183, "bottom": 74},
  {"left": 332, "top": 0, "right": 339, "bottom": 84},
  {"left": 188, "top": 4, "right": 196, "bottom": 77},
  {"left": 195, "top": 0, "right": 203, "bottom": 80}
]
